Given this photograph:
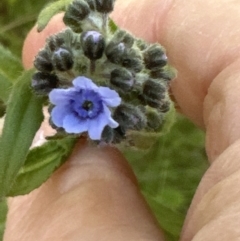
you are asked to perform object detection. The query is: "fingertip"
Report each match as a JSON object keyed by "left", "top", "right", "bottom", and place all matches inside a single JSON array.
[
  {"left": 22, "top": 13, "right": 66, "bottom": 69},
  {"left": 111, "top": 0, "right": 173, "bottom": 43},
  {"left": 55, "top": 140, "right": 138, "bottom": 194}
]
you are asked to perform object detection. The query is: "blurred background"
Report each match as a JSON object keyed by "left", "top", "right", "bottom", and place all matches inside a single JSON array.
[{"left": 0, "top": 1, "right": 209, "bottom": 240}]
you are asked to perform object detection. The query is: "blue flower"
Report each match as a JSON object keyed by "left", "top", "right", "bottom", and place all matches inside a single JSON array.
[{"left": 49, "top": 76, "right": 121, "bottom": 140}]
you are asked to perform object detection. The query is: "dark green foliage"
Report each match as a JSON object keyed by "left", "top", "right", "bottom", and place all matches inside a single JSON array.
[
  {"left": 0, "top": 0, "right": 50, "bottom": 56},
  {"left": 0, "top": 70, "right": 44, "bottom": 197},
  {"left": 0, "top": 199, "right": 7, "bottom": 241},
  {"left": 123, "top": 114, "right": 208, "bottom": 240},
  {"left": 8, "top": 137, "right": 77, "bottom": 196}
]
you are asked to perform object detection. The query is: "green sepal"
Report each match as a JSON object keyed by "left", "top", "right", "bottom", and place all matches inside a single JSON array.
[
  {"left": 0, "top": 199, "right": 8, "bottom": 241},
  {"left": 8, "top": 137, "right": 77, "bottom": 197},
  {"left": 0, "top": 69, "right": 45, "bottom": 198},
  {"left": 37, "top": 0, "right": 73, "bottom": 32},
  {"left": 108, "top": 18, "right": 118, "bottom": 34}
]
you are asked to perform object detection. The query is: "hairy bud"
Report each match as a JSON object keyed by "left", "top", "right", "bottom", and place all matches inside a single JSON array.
[
  {"left": 100, "top": 126, "right": 114, "bottom": 143},
  {"left": 47, "top": 35, "right": 65, "bottom": 52},
  {"left": 110, "top": 68, "right": 134, "bottom": 91},
  {"left": 146, "top": 110, "right": 163, "bottom": 131},
  {"left": 95, "top": 0, "right": 115, "bottom": 13},
  {"left": 158, "top": 100, "right": 170, "bottom": 113},
  {"left": 142, "top": 79, "right": 166, "bottom": 108},
  {"left": 144, "top": 44, "right": 167, "bottom": 70},
  {"left": 32, "top": 72, "right": 59, "bottom": 95},
  {"left": 136, "top": 39, "right": 149, "bottom": 51},
  {"left": 113, "top": 104, "right": 146, "bottom": 131},
  {"left": 106, "top": 42, "right": 143, "bottom": 72},
  {"left": 150, "top": 68, "right": 175, "bottom": 83},
  {"left": 34, "top": 49, "right": 53, "bottom": 73},
  {"left": 63, "top": 0, "right": 90, "bottom": 31},
  {"left": 85, "top": 0, "right": 96, "bottom": 10},
  {"left": 114, "top": 30, "right": 134, "bottom": 48},
  {"left": 81, "top": 31, "right": 105, "bottom": 60},
  {"left": 52, "top": 48, "right": 74, "bottom": 71},
  {"left": 122, "top": 49, "right": 143, "bottom": 72}
]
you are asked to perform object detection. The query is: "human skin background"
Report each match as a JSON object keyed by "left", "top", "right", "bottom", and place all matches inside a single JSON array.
[{"left": 4, "top": 0, "right": 240, "bottom": 240}]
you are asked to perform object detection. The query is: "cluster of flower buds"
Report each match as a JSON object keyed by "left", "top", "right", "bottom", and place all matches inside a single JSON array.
[{"left": 32, "top": 0, "right": 176, "bottom": 146}]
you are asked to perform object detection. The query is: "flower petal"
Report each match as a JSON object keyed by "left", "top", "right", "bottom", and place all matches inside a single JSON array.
[
  {"left": 73, "top": 76, "right": 98, "bottom": 90},
  {"left": 108, "top": 117, "right": 119, "bottom": 128},
  {"left": 49, "top": 88, "right": 75, "bottom": 105},
  {"left": 51, "top": 105, "right": 71, "bottom": 127},
  {"left": 98, "top": 87, "right": 121, "bottom": 107},
  {"left": 88, "top": 110, "right": 109, "bottom": 140},
  {"left": 102, "top": 105, "right": 119, "bottom": 128},
  {"left": 88, "top": 105, "right": 118, "bottom": 140},
  {"left": 63, "top": 113, "right": 88, "bottom": 134}
]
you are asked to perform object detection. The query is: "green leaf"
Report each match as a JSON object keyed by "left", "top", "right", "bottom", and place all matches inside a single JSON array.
[
  {"left": 0, "top": 69, "right": 44, "bottom": 198},
  {"left": 0, "top": 44, "right": 23, "bottom": 81},
  {"left": 108, "top": 18, "right": 118, "bottom": 33},
  {"left": 37, "top": 0, "right": 73, "bottom": 32},
  {"left": 0, "top": 44, "right": 23, "bottom": 103},
  {"left": 0, "top": 73, "right": 11, "bottom": 103},
  {"left": 145, "top": 195, "right": 183, "bottom": 239},
  {"left": 0, "top": 199, "right": 8, "bottom": 241},
  {"left": 8, "top": 137, "right": 77, "bottom": 196}
]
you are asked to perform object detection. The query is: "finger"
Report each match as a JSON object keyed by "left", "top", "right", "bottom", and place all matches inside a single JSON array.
[
  {"left": 113, "top": 0, "right": 240, "bottom": 130},
  {"left": 112, "top": 1, "right": 240, "bottom": 241},
  {"left": 181, "top": 140, "right": 240, "bottom": 241},
  {"left": 5, "top": 141, "right": 164, "bottom": 241}
]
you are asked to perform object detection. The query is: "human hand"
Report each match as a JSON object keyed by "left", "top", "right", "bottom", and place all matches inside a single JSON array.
[{"left": 5, "top": 0, "right": 240, "bottom": 240}]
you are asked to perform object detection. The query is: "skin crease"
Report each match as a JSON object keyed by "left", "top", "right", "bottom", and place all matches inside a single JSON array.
[{"left": 4, "top": 0, "right": 240, "bottom": 240}]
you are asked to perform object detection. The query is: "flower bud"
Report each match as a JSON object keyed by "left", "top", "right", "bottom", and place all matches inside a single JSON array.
[
  {"left": 142, "top": 79, "right": 166, "bottom": 108},
  {"left": 34, "top": 49, "right": 53, "bottom": 73},
  {"left": 106, "top": 43, "right": 143, "bottom": 72},
  {"left": 31, "top": 72, "right": 59, "bottom": 95},
  {"left": 112, "top": 127, "right": 126, "bottom": 143},
  {"left": 136, "top": 39, "right": 148, "bottom": 51},
  {"left": 113, "top": 104, "right": 147, "bottom": 131},
  {"left": 146, "top": 110, "right": 163, "bottom": 131},
  {"left": 95, "top": 0, "right": 115, "bottom": 13},
  {"left": 105, "top": 42, "right": 125, "bottom": 64},
  {"left": 110, "top": 68, "right": 134, "bottom": 91},
  {"left": 122, "top": 49, "right": 143, "bottom": 72},
  {"left": 52, "top": 47, "right": 74, "bottom": 71},
  {"left": 47, "top": 35, "right": 65, "bottom": 52},
  {"left": 85, "top": 0, "right": 96, "bottom": 10},
  {"left": 100, "top": 126, "right": 114, "bottom": 143},
  {"left": 150, "top": 70, "right": 171, "bottom": 81},
  {"left": 81, "top": 31, "right": 105, "bottom": 60},
  {"left": 63, "top": 0, "right": 90, "bottom": 30},
  {"left": 114, "top": 30, "right": 134, "bottom": 48},
  {"left": 143, "top": 44, "right": 168, "bottom": 70},
  {"left": 158, "top": 100, "right": 170, "bottom": 113}
]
